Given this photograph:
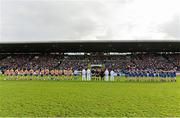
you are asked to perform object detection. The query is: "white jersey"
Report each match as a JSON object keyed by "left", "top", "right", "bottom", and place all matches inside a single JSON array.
[
  {"left": 87, "top": 69, "right": 91, "bottom": 81},
  {"left": 110, "top": 70, "right": 115, "bottom": 81},
  {"left": 74, "top": 70, "right": 78, "bottom": 75},
  {"left": 87, "top": 69, "right": 91, "bottom": 76},
  {"left": 110, "top": 70, "right": 114, "bottom": 77},
  {"left": 105, "top": 69, "right": 109, "bottom": 81},
  {"left": 82, "top": 69, "right": 86, "bottom": 76},
  {"left": 82, "top": 69, "right": 86, "bottom": 81},
  {"left": 105, "top": 69, "right": 109, "bottom": 76}
]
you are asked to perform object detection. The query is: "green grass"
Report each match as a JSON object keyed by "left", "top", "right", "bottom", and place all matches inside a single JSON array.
[{"left": 0, "top": 76, "right": 180, "bottom": 117}]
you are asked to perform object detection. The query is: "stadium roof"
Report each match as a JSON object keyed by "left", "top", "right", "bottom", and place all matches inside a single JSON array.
[{"left": 0, "top": 40, "right": 180, "bottom": 53}]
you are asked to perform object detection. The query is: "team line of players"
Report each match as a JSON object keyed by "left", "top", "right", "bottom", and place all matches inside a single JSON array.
[
  {"left": 3, "top": 68, "right": 73, "bottom": 80},
  {"left": 3, "top": 68, "right": 177, "bottom": 82},
  {"left": 82, "top": 69, "right": 177, "bottom": 82},
  {"left": 124, "top": 70, "right": 176, "bottom": 82}
]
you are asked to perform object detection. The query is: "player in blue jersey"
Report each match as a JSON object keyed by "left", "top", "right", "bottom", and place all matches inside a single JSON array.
[
  {"left": 151, "top": 71, "right": 155, "bottom": 82},
  {"left": 169, "top": 71, "right": 173, "bottom": 82},
  {"left": 125, "top": 71, "right": 130, "bottom": 81},
  {"left": 134, "top": 71, "right": 138, "bottom": 81},
  {"left": 143, "top": 71, "right": 147, "bottom": 82},
  {"left": 129, "top": 71, "right": 133, "bottom": 81},
  {"left": 163, "top": 71, "right": 167, "bottom": 82},
  {"left": 148, "top": 71, "right": 152, "bottom": 82},
  {"left": 172, "top": 70, "right": 176, "bottom": 82},
  {"left": 155, "top": 71, "right": 159, "bottom": 82},
  {"left": 132, "top": 71, "right": 136, "bottom": 81},
  {"left": 139, "top": 71, "right": 144, "bottom": 82}
]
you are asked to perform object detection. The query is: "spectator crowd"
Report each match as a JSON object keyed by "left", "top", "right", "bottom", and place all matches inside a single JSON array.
[{"left": 0, "top": 53, "right": 179, "bottom": 76}]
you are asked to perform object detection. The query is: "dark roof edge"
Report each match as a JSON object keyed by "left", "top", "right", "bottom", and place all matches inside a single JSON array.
[{"left": 0, "top": 40, "right": 180, "bottom": 44}]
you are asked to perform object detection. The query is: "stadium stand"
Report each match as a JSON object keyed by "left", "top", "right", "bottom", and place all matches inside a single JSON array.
[
  {"left": 0, "top": 41, "right": 179, "bottom": 81},
  {"left": 0, "top": 53, "right": 179, "bottom": 72}
]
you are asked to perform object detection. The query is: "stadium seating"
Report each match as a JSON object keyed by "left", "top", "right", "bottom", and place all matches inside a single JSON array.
[{"left": 0, "top": 53, "right": 179, "bottom": 73}]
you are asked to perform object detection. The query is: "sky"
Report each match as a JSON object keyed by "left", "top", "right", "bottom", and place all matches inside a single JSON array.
[{"left": 0, "top": 0, "right": 180, "bottom": 43}]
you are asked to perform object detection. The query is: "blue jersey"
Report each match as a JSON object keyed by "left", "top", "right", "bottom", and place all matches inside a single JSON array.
[
  {"left": 135, "top": 72, "right": 139, "bottom": 77},
  {"left": 125, "top": 72, "right": 128, "bottom": 77},
  {"left": 149, "top": 73, "right": 152, "bottom": 77},
  {"left": 143, "top": 72, "right": 147, "bottom": 77},
  {"left": 155, "top": 73, "right": 159, "bottom": 77},
  {"left": 173, "top": 72, "right": 176, "bottom": 77},
  {"left": 159, "top": 72, "right": 163, "bottom": 77},
  {"left": 166, "top": 72, "right": 170, "bottom": 77},
  {"left": 129, "top": 72, "right": 132, "bottom": 77},
  {"left": 170, "top": 72, "right": 174, "bottom": 78},
  {"left": 152, "top": 73, "right": 155, "bottom": 77},
  {"left": 162, "top": 73, "right": 166, "bottom": 78},
  {"left": 140, "top": 72, "right": 143, "bottom": 77},
  {"left": 132, "top": 72, "right": 135, "bottom": 77},
  {"left": 165, "top": 72, "right": 168, "bottom": 77}
]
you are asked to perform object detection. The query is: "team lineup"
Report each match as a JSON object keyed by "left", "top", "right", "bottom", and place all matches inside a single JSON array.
[
  {"left": 2, "top": 68, "right": 177, "bottom": 82},
  {"left": 1, "top": 0, "right": 180, "bottom": 116}
]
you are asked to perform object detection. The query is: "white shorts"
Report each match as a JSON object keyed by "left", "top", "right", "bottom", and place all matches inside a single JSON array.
[{"left": 82, "top": 75, "right": 86, "bottom": 80}]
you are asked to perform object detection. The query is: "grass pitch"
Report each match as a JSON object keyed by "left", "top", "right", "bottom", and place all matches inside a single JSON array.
[{"left": 0, "top": 76, "right": 180, "bottom": 117}]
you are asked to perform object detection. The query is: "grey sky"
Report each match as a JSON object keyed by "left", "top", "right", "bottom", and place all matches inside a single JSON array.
[{"left": 0, "top": 0, "right": 180, "bottom": 43}]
